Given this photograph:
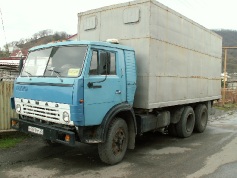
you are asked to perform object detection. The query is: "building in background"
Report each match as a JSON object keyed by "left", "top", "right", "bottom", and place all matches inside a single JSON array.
[
  {"left": 66, "top": 34, "right": 77, "bottom": 41},
  {"left": 0, "top": 48, "right": 27, "bottom": 80}
]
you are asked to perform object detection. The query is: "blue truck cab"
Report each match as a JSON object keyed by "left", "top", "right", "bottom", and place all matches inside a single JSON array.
[{"left": 11, "top": 40, "right": 137, "bottom": 164}]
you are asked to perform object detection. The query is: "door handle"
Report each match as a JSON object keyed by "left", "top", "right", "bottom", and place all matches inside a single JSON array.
[
  {"left": 115, "top": 90, "right": 121, "bottom": 94},
  {"left": 87, "top": 82, "right": 102, "bottom": 89}
]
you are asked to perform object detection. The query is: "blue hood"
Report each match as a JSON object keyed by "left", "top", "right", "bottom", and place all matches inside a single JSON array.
[{"left": 14, "top": 77, "right": 75, "bottom": 104}]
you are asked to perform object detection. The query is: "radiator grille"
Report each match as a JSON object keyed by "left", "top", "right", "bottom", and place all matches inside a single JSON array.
[{"left": 22, "top": 104, "right": 60, "bottom": 120}]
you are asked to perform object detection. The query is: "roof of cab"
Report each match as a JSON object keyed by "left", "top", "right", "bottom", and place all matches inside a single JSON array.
[{"left": 29, "top": 40, "right": 134, "bottom": 52}]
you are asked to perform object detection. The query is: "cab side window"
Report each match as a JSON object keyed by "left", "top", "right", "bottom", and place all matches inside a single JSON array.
[
  {"left": 89, "top": 50, "right": 116, "bottom": 75},
  {"left": 89, "top": 51, "right": 98, "bottom": 75}
]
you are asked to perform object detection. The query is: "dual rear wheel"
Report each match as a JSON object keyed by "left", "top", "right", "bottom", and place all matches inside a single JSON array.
[
  {"left": 98, "top": 104, "right": 208, "bottom": 164},
  {"left": 168, "top": 104, "right": 208, "bottom": 138}
]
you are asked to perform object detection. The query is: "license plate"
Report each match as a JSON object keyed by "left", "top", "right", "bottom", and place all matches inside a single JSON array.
[{"left": 28, "top": 126, "right": 44, "bottom": 135}]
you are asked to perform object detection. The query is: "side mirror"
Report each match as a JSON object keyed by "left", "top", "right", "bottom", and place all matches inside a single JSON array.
[{"left": 18, "top": 56, "right": 24, "bottom": 74}]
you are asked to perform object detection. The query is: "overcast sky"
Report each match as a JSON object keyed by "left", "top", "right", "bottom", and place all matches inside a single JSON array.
[{"left": 0, "top": 0, "right": 236, "bottom": 49}]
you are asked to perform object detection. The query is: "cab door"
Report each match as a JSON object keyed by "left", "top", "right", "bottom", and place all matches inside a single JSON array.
[{"left": 84, "top": 47, "right": 126, "bottom": 126}]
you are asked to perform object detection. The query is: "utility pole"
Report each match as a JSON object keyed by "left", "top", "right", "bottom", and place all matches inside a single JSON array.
[
  {"left": 222, "top": 47, "right": 237, "bottom": 105},
  {"left": 223, "top": 48, "right": 227, "bottom": 105},
  {"left": 0, "top": 8, "right": 8, "bottom": 52}
]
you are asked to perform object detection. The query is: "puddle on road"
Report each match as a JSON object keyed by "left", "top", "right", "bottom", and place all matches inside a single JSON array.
[
  {"left": 186, "top": 111, "right": 237, "bottom": 178},
  {"left": 187, "top": 134, "right": 237, "bottom": 178}
]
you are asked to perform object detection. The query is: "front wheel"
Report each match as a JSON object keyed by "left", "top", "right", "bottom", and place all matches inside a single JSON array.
[{"left": 98, "top": 118, "right": 128, "bottom": 165}]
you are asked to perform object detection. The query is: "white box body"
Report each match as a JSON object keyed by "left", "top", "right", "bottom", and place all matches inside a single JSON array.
[{"left": 78, "top": 0, "right": 222, "bottom": 109}]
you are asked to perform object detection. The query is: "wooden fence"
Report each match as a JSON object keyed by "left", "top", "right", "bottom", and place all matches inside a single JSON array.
[
  {"left": 223, "top": 88, "right": 237, "bottom": 103},
  {"left": 0, "top": 81, "right": 17, "bottom": 130}
]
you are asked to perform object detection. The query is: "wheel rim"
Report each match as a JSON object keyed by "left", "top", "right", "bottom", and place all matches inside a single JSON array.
[
  {"left": 112, "top": 127, "right": 126, "bottom": 155},
  {"left": 186, "top": 113, "right": 194, "bottom": 132}
]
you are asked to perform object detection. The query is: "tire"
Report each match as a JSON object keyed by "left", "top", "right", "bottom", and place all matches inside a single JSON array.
[
  {"left": 176, "top": 106, "right": 195, "bottom": 138},
  {"left": 194, "top": 104, "right": 208, "bottom": 133},
  {"left": 170, "top": 107, "right": 184, "bottom": 124},
  {"left": 98, "top": 118, "right": 128, "bottom": 165},
  {"left": 168, "top": 107, "right": 184, "bottom": 137}
]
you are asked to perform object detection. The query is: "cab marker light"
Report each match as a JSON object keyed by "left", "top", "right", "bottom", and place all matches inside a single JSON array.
[
  {"left": 11, "top": 120, "right": 18, "bottom": 126},
  {"left": 65, "top": 134, "right": 70, "bottom": 142}
]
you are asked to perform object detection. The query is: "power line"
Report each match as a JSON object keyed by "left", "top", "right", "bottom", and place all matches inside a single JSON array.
[{"left": 0, "top": 8, "right": 8, "bottom": 50}]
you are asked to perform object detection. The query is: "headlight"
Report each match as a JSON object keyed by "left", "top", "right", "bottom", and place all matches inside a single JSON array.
[
  {"left": 16, "top": 104, "right": 21, "bottom": 113},
  {"left": 63, "top": 111, "right": 70, "bottom": 122}
]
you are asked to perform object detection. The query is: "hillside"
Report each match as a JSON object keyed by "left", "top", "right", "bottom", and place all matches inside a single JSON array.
[
  {"left": 19, "top": 35, "right": 56, "bottom": 49},
  {"left": 0, "top": 30, "right": 70, "bottom": 58},
  {"left": 212, "top": 29, "right": 237, "bottom": 73},
  {"left": 18, "top": 32, "right": 70, "bottom": 50}
]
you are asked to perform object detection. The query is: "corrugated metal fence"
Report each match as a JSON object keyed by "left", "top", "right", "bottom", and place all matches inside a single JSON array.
[{"left": 0, "top": 81, "right": 17, "bottom": 130}]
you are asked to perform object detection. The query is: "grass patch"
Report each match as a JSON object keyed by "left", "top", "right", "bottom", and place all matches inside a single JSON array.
[
  {"left": 214, "top": 103, "right": 237, "bottom": 111},
  {"left": 0, "top": 132, "right": 29, "bottom": 149}
]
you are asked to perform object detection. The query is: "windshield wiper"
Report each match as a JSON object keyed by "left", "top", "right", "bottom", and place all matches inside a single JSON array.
[
  {"left": 24, "top": 71, "right": 32, "bottom": 76},
  {"left": 23, "top": 71, "right": 32, "bottom": 80},
  {"left": 47, "top": 68, "right": 63, "bottom": 82}
]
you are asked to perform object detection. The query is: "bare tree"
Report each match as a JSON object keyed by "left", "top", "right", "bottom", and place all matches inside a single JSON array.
[{"left": 33, "top": 33, "right": 39, "bottom": 40}]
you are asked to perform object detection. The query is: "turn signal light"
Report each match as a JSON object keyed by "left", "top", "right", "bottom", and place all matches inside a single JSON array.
[
  {"left": 11, "top": 120, "right": 18, "bottom": 126},
  {"left": 79, "top": 99, "right": 84, "bottom": 103},
  {"left": 65, "top": 134, "right": 70, "bottom": 142}
]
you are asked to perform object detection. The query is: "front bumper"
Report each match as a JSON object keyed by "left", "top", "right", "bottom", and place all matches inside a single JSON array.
[{"left": 11, "top": 118, "right": 76, "bottom": 146}]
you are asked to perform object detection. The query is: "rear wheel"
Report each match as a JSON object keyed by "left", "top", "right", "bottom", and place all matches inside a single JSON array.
[
  {"left": 176, "top": 106, "right": 195, "bottom": 138},
  {"left": 98, "top": 118, "right": 128, "bottom": 165},
  {"left": 168, "top": 107, "right": 184, "bottom": 137},
  {"left": 194, "top": 104, "right": 208, "bottom": 133}
]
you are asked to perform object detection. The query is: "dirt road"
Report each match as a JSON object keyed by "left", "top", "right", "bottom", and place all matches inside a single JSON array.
[{"left": 0, "top": 109, "right": 237, "bottom": 178}]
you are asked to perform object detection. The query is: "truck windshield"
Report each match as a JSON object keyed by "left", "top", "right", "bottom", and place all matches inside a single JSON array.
[{"left": 21, "top": 45, "right": 88, "bottom": 78}]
